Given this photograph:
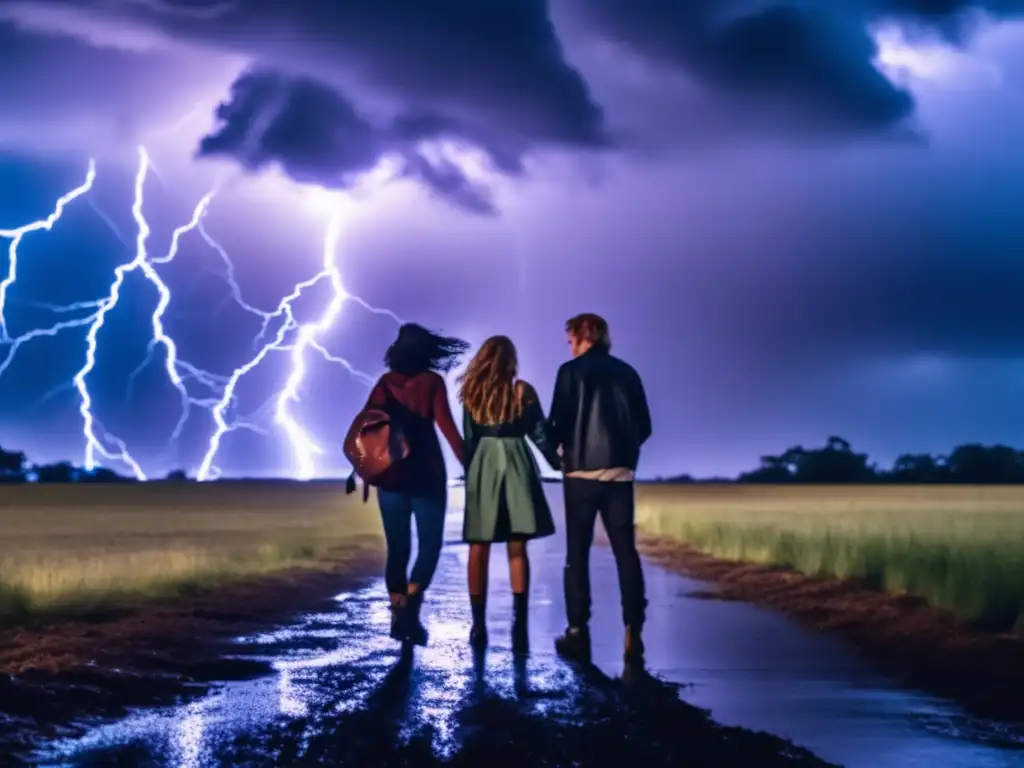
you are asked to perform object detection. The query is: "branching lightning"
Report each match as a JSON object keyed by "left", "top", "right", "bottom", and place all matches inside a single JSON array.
[
  {"left": 0, "top": 145, "right": 402, "bottom": 480},
  {"left": 0, "top": 161, "right": 97, "bottom": 340},
  {"left": 273, "top": 214, "right": 347, "bottom": 480},
  {"left": 194, "top": 205, "right": 401, "bottom": 482}
]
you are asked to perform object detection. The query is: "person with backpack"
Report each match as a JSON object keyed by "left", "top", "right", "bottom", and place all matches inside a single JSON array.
[
  {"left": 347, "top": 323, "right": 469, "bottom": 646},
  {"left": 457, "top": 336, "right": 560, "bottom": 654}
]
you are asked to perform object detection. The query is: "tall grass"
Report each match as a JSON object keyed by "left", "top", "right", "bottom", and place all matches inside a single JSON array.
[
  {"left": 634, "top": 484, "right": 1024, "bottom": 633},
  {"left": 0, "top": 482, "right": 384, "bottom": 626}
]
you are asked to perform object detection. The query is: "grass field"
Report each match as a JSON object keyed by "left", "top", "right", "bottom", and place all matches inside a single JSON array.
[
  {"left": 634, "top": 484, "right": 1024, "bottom": 633},
  {"left": 0, "top": 482, "right": 383, "bottom": 626}
]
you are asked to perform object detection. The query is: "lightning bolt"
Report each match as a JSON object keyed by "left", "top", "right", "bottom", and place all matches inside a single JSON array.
[
  {"left": 72, "top": 149, "right": 153, "bottom": 477},
  {"left": 2, "top": 147, "right": 403, "bottom": 481},
  {"left": 0, "top": 162, "right": 97, "bottom": 339},
  {"left": 274, "top": 205, "right": 406, "bottom": 479},
  {"left": 69, "top": 147, "right": 220, "bottom": 477},
  {"left": 196, "top": 197, "right": 402, "bottom": 481},
  {"left": 273, "top": 214, "right": 346, "bottom": 479}
]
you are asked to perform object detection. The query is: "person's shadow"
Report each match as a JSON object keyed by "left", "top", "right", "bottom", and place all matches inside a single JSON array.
[
  {"left": 469, "top": 646, "right": 487, "bottom": 697},
  {"left": 360, "top": 645, "right": 417, "bottom": 735},
  {"left": 469, "top": 648, "right": 559, "bottom": 703},
  {"left": 572, "top": 659, "right": 692, "bottom": 718},
  {"left": 289, "top": 646, "right": 427, "bottom": 764}
]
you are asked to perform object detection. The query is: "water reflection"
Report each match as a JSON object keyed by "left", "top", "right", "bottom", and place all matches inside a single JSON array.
[
  {"left": 171, "top": 703, "right": 204, "bottom": 767},
  {"left": 276, "top": 668, "right": 307, "bottom": 718}
]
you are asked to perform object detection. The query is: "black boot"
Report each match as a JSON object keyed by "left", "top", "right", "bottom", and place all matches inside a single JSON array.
[
  {"left": 387, "top": 598, "right": 407, "bottom": 647},
  {"left": 511, "top": 592, "right": 529, "bottom": 655},
  {"left": 406, "top": 592, "right": 428, "bottom": 646},
  {"left": 389, "top": 600, "right": 407, "bottom": 641},
  {"left": 554, "top": 626, "right": 591, "bottom": 663},
  {"left": 469, "top": 596, "right": 488, "bottom": 650}
]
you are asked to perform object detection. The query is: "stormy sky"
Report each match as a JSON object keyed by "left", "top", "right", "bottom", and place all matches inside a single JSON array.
[{"left": 0, "top": 0, "right": 1021, "bottom": 479}]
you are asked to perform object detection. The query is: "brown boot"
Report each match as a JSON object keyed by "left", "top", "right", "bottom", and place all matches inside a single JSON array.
[{"left": 624, "top": 624, "right": 644, "bottom": 664}]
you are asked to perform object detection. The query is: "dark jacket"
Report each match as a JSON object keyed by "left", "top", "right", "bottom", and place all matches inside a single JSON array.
[{"left": 548, "top": 347, "right": 652, "bottom": 474}]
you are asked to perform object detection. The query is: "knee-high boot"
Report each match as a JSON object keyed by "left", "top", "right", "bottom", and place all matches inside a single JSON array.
[{"left": 512, "top": 592, "right": 528, "bottom": 654}]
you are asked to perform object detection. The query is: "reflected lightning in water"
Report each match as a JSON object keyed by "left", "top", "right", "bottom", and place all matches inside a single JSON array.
[{"left": 172, "top": 702, "right": 206, "bottom": 767}]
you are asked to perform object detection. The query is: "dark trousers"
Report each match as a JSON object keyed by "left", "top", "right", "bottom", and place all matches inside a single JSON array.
[
  {"left": 377, "top": 488, "right": 447, "bottom": 595},
  {"left": 563, "top": 478, "right": 647, "bottom": 629}
]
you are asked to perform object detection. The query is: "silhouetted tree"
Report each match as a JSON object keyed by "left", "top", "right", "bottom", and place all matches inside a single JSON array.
[
  {"left": 793, "top": 436, "right": 875, "bottom": 482},
  {"left": 740, "top": 437, "right": 876, "bottom": 483},
  {"left": 889, "top": 453, "right": 948, "bottom": 482},
  {"left": 33, "top": 461, "right": 77, "bottom": 483},
  {"left": 166, "top": 469, "right": 189, "bottom": 482},
  {"left": 945, "top": 443, "right": 1024, "bottom": 483},
  {"left": 80, "top": 466, "right": 131, "bottom": 483},
  {"left": 738, "top": 454, "right": 793, "bottom": 483},
  {"left": 0, "top": 445, "right": 26, "bottom": 482}
]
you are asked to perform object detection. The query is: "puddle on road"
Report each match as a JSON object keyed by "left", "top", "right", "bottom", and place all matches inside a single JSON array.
[
  {"left": 584, "top": 531, "right": 1024, "bottom": 767},
  {"left": 33, "top": 503, "right": 1024, "bottom": 767}
]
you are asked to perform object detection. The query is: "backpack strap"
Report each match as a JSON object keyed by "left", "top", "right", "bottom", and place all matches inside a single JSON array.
[
  {"left": 345, "top": 469, "right": 371, "bottom": 504},
  {"left": 371, "top": 381, "right": 400, "bottom": 410}
]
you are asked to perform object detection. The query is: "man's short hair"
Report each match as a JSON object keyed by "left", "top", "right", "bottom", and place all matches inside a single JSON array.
[{"left": 565, "top": 313, "right": 611, "bottom": 350}]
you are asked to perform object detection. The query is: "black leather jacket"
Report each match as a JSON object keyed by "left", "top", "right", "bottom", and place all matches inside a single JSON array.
[{"left": 549, "top": 347, "right": 652, "bottom": 474}]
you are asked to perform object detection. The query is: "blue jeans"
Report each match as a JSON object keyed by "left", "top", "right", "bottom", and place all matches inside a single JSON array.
[{"left": 377, "top": 488, "right": 447, "bottom": 595}]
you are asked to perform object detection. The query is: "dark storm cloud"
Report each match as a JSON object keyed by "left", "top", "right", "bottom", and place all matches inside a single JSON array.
[
  {"left": 572, "top": 0, "right": 1024, "bottom": 133},
  {"left": 0, "top": 0, "right": 608, "bottom": 207},
  {"left": 0, "top": 0, "right": 605, "bottom": 145},
  {"left": 197, "top": 69, "right": 498, "bottom": 213},
  {"left": 189, "top": 0, "right": 607, "bottom": 148}
]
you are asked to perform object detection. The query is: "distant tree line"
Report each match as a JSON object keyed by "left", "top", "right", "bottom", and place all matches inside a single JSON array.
[
  {"left": 658, "top": 436, "right": 1024, "bottom": 484},
  {"left": 0, "top": 444, "right": 191, "bottom": 483},
  {"left": 3, "top": 436, "right": 1022, "bottom": 485}
]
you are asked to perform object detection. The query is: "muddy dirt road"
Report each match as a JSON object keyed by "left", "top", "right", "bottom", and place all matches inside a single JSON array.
[{"left": 13, "top": 490, "right": 1024, "bottom": 766}]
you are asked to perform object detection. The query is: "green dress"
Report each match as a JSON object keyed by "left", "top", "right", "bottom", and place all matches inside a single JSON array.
[{"left": 462, "top": 386, "right": 560, "bottom": 543}]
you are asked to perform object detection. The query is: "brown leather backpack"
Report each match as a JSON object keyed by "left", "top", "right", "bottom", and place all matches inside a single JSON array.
[{"left": 343, "top": 386, "right": 410, "bottom": 499}]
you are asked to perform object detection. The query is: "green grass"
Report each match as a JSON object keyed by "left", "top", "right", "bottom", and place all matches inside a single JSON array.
[
  {"left": 634, "top": 484, "right": 1024, "bottom": 633},
  {"left": 0, "top": 482, "right": 384, "bottom": 626}
]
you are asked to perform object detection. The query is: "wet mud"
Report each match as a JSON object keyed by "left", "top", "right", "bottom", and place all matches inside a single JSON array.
[{"left": 0, "top": 550, "right": 382, "bottom": 761}]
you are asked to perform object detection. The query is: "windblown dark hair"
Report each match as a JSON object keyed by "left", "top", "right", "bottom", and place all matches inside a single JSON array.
[{"left": 384, "top": 323, "right": 469, "bottom": 375}]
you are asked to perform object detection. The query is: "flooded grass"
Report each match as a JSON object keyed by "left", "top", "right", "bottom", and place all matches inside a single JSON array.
[
  {"left": 635, "top": 484, "right": 1024, "bottom": 633},
  {"left": 0, "top": 482, "right": 383, "bottom": 626}
]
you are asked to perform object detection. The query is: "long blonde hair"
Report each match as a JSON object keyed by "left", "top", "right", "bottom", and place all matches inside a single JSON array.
[{"left": 458, "top": 336, "right": 530, "bottom": 424}]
